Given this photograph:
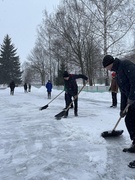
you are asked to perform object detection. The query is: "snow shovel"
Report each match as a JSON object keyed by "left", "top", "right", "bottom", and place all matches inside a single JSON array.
[
  {"left": 39, "top": 90, "right": 64, "bottom": 110},
  {"left": 55, "top": 82, "right": 87, "bottom": 120},
  {"left": 101, "top": 104, "right": 130, "bottom": 138}
]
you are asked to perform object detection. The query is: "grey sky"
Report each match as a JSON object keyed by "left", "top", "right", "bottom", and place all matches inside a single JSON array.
[{"left": 0, "top": 0, "right": 61, "bottom": 64}]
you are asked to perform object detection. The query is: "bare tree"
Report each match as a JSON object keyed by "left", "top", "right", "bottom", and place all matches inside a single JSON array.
[
  {"left": 27, "top": 41, "right": 49, "bottom": 85},
  {"left": 81, "top": 0, "right": 135, "bottom": 84},
  {"left": 37, "top": 10, "right": 58, "bottom": 83},
  {"left": 84, "top": 37, "right": 102, "bottom": 85},
  {"left": 22, "top": 62, "right": 33, "bottom": 84},
  {"left": 44, "top": 0, "right": 102, "bottom": 85}
]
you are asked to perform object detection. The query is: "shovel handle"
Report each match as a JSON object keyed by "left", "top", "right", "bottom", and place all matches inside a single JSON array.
[
  {"left": 112, "top": 116, "right": 122, "bottom": 131},
  {"left": 48, "top": 90, "right": 64, "bottom": 105},
  {"left": 112, "top": 104, "right": 130, "bottom": 131}
]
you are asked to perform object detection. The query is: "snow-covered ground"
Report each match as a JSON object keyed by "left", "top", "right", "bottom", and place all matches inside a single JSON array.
[{"left": 0, "top": 86, "right": 135, "bottom": 180}]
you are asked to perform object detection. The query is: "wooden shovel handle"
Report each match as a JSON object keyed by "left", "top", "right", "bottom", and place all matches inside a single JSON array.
[{"left": 112, "top": 104, "right": 130, "bottom": 131}]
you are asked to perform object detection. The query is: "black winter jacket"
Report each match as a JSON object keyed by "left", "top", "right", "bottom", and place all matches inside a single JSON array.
[
  {"left": 111, "top": 58, "right": 135, "bottom": 111},
  {"left": 64, "top": 74, "right": 88, "bottom": 96},
  {"left": 9, "top": 81, "right": 15, "bottom": 91}
]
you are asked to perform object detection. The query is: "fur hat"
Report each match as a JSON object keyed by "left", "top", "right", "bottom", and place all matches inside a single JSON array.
[
  {"left": 63, "top": 71, "right": 69, "bottom": 78},
  {"left": 102, "top": 55, "right": 115, "bottom": 68}
]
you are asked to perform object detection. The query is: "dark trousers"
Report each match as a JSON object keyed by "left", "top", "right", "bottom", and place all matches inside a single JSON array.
[
  {"left": 10, "top": 88, "right": 14, "bottom": 95},
  {"left": 65, "top": 93, "right": 73, "bottom": 108},
  {"left": 111, "top": 92, "right": 117, "bottom": 106},
  {"left": 47, "top": 91, "right": 51, "bottom": 99},
  {"left": 65, "top": 93, "right": 78, "bottom": 116},
  {"left": 125, "top": 105, "right": 135, "bottom": 141}
]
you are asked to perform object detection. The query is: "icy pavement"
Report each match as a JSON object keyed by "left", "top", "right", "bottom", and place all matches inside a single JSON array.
[{"left": 0, "top": 87, "right": 135, "bottom": 180}]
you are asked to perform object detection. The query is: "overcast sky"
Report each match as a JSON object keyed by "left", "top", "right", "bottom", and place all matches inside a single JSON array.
[{"left": 0, "top": 0, "right": 61, "bottom": 64}]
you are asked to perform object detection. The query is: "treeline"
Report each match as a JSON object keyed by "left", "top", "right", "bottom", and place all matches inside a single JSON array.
[
  {"left": 24, "top": 0, "right": 135, "bottom": 86},
  {"left": 1, "top": 0, "right": 135, "bottom": 86}
]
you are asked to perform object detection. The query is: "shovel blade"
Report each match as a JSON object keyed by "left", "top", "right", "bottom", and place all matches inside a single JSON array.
[
  {"left": 55, "top": 110, "right": 66, "bottom": 119},
  {"left": 101, "top": 130, "right": 124, "bottom": 138},
  {"left": 39, "top": 104, "right": 48, "bottom": 110}
]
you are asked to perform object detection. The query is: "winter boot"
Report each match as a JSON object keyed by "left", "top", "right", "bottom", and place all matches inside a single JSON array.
[
  {"left": 128, "top": 160, "right": 135, "bottom": 168},
  {"left": 74, "top": 112, "right": 78, "bottom": 117},
  {"left": 110, "top": 105, "right": 117, "bottom": 108},
  {"left": 123, "top": 144, "right": 135, "bottom": 153}
]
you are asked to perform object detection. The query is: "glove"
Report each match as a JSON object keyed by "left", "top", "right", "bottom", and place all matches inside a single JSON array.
[
  {"left": 120, "top": 110, "right": 127, "bottom": 118},
  {"left": 73, "top": 95, "right": 77, "bottom": 100},
  {"left": 127, "top": 99, "right": 135, "bottom": 106}
]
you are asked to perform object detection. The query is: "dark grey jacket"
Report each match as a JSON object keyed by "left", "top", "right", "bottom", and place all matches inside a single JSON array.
[
  {"left": 111, "top": 58, "right": 135, "bottom": 111},
  {"left": 64, "top": 74, "right": 88, "bottom": 96}
]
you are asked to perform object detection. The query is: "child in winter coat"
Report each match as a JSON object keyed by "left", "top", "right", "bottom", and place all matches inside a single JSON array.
[
  {"left": 109, "top": 71, "right": 118, "bottom": 108},
  {"left": 9, "top": 80, "right": 15, "bottom": 95},
  {"left": 28, "top": 83, "right": 31, "bottom": 92},
  {"left": 24, "top": 83, "right": 27, "bottom": 93},
  {"left": 46, "top": 80, "right": 52, "bottom": 99}
]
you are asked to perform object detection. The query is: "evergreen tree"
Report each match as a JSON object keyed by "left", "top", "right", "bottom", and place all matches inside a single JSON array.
[
  {"left": 55, "top": 61, "right": 66, "bottom": 86},
  {"left": 0, "top": 34, "right": 22, "bottom": 85}
]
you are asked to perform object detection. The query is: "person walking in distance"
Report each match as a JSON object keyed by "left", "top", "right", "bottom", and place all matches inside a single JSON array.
[
  {"left": 102, "top": 55, "right": 135, "bottom": 154},
  {"left": 28, "top": 83, "right": 31, "bottom": 92},
  {"left": 63, "top": 71, "right": 88, "bottom": 118},
  {"left": 24, "top": 83, "right": 27, "bottom": 93},
  {"left": 109, "top": 71, "right": 118, "bottom": 108},
  {"left": 46, "top": 80, "right": 52, "bottom": 99},
  {"left": 9, "top": 80, "right": 15, "bottom": 95}
]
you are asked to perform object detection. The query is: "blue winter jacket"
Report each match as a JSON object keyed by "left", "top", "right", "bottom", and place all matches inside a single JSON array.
[
  {"left": 46, "top": 82, "right": 52, "bottom": 92},
  {"left": 111, "top": 58, "right": 135, "bottom": 111}
]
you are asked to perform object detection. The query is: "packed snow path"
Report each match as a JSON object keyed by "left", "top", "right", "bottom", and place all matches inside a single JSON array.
[{"left": 0, "top": 87, "right": 135, "bottom": 180}]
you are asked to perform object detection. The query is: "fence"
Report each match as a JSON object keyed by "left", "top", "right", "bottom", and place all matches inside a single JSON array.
[
  {"left": 53, "top": 85, "right": 110, "bottom": 92},
  {"left": 0, "top": 84, "right": 110, "bottom": 92}
]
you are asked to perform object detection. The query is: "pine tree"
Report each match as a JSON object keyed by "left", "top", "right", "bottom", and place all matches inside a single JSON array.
[
  {"left": 0, "top": 34, "right": 22, "bottom": 85},
  {"left": 55, "top": 61, "right": 66, "bottom": 85}
]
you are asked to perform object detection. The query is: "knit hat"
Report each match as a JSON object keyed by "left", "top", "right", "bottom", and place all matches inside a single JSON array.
[
  {"left": 63, "top": 71, "right": 69, "bottom": 78},
  {"left": 102, "top": 55, "right": 115, "bottom": 68}
]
